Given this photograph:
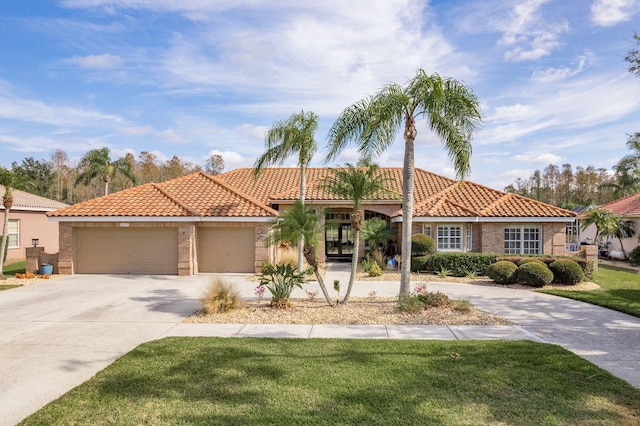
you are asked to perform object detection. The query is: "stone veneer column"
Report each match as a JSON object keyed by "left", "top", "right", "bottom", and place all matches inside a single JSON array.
[
  {"left": 178, "top": 223, "right": 196, "bottom": 276},
  {"left": 57, "top": 222, "right": 74, "bottom": 275}
]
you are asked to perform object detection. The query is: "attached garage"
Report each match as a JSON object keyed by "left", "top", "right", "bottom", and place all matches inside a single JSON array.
[
  {"left": 74, "top": 227, "right": 179, "bottom": 274},
  {"left": 198, "top": 227, "right": 255, "bottom": 273}
]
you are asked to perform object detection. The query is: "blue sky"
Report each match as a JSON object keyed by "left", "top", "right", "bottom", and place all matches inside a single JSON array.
[{"left": 1, "top": 0, "right": 639, "bottom": 190}]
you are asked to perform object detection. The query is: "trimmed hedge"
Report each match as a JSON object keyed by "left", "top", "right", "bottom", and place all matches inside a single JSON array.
[
  {"left": 549, "top": 259, "right": 584, "bottom": 285},
  {"left": 430, "top": 253, "right": 498, "bottom": 277},
  {"left": 486, "top": 261, "right": 518, "bottom": 284},
  {"left": 411, "top": 234, "right": 436, "bottom": 255},
  {"left": 410, "top": 255, "right": 432, "bottom": 272},
  {"left": 497, "top": 255, "right": 592, "bottom": 281},
  {"left": 630, "top": 246, "right": 640, "bottom": 266},
  {"left": 517, "top": 262, "right": 553, "bottom": 287}
]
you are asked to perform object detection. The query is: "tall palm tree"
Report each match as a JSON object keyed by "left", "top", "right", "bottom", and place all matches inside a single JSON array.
[
  {"left": 254, "top": 110, "right": 319, "bottom": 271},
  {"left": 75, "top": 147, "right": 137, "bottom": 196},
  {"left": 264, "top": 200, "right": 333, "bottom": 306},
  {"left": 325, "top": 69, "right": 481, "bottom": 294},
  {"left": 319, "top": 164, "right": 395, "bottom": 303}
]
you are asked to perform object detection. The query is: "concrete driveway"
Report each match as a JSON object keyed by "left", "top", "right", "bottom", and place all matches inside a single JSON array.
[{"left": 1, "top": 273, "right": 639, "bottom": 425}]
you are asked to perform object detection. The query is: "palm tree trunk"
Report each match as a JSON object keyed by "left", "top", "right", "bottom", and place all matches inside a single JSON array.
[
  {"left": 341, "top": 229, "right": 359, "bottom": 304},
  {"left": 303, "top": 244, "right": 333, "bottom": 306},
  {"left": 298, "top": 164, "right": 307, "bottom": 273},
  {"left": 0, "top": 207, "right": 10, "bottom": 276},
  {"left": 399, "top": 122, "right": 416, "bottom": 294},
  {"left": 618, "top": 237, "right": 628, "bottom": 259}
]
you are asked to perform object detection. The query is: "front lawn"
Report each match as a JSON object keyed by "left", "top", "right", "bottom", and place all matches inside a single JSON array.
[
  {"left": 2, "top": 260, "right": 26, "bottom": 275},
  {"left": 540, "top": 264, "right": 640, "bottom": 317},
  {"left": 21, "top": 338, "right": 640, "bottom": 425}
]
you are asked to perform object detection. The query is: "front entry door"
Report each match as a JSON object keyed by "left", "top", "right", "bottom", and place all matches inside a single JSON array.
[{"left": 325, "top": 224, "right": 353, "bottom": 260}]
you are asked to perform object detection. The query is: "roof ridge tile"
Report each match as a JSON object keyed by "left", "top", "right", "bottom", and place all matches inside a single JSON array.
[
  {"left": 150, "top": 183, "right": 196, "bottom": 216},
  {"left": 202, "top": 172, "right": 278, "bottom": 216}
]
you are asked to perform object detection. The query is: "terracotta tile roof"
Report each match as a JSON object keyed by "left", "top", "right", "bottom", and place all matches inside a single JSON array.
[
  {"left": 594, "top": 193, "right": 640, "bottom": 217},
  {"left": 48, "top": 167, "right": 574, "bottom": 219},
  {"left": 0, "top": 185, "right": 68, "bottom": 211},
  {"left": 48, "top": 172, "right": 277, "bottom": 218}
]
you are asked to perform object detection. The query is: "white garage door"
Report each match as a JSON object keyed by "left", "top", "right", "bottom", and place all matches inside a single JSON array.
[
  {"left": 199, "top": 227, "right": 255, "bottom": 273},
  {"left": 75, "top": 227, "right": 178, "bottom": 274}
]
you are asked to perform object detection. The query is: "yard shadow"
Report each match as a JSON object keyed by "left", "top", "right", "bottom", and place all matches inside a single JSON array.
[{"left": 130, "top": 289, "right": 200, "bottom": 316}]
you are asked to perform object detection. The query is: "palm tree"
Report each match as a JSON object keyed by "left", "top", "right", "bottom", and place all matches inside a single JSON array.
[
  {"left": 254, "top": 110, "right": 318, "bottom": 272},
  {"left": 0, "top": 170, "right": 29, "bottom": 276},
  {"left": 319, "top": 164, "right": 395, "bottom": 303},
  {"left": 264, "top": 200, "right": 333, "bottom": 306},
  {"left": 361, "top": 217, "right": 393, "bottom": 256},
  {"left": 325, "top": 69, "right": 481, "bottom": 294},
  {"left": 75, "top": 147, "right": 137, "bottom": 196},
  {"left": 580, "top": 208, "right": 617, "bottom": 245},
  {"left": 602, "top": 215, "right": 636, "bottom": 259}
]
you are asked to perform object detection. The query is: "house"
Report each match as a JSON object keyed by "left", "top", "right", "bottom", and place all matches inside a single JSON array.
[
  {"left": 1, "top": 185, "right": 68, "bottom": 264},
  {"left": 578, "top": 193, "right": 640, "bottom": 257},
  {"left": 47, "top": 168, "right": 576, "bottom": 275}
]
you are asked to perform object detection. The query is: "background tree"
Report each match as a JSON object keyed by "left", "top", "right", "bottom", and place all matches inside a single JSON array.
[
  {"left": 319, "top": 163, "right": 394, "bottom": 303},
  {"left": 264, "top": 200, "right": 333, "bottom": 306},
  {"left": 75, "top": 148, "right": 137, "bottom": 196},
  {"left": 254, "top": 110, "right": 319, "bottom": 272},
  {"left": 581, "top": 208, "right": 617, "bottom": 245},
  {"left": 625, "top": 31, "right": 640, "bottom": 79},
  {"left": 10, "top": 157, "right": 54, "bottom": 198},
  {"left": 325, "top": 69, "right": 481, "bottom": 294},
  {"left": 205, "top": 154, "right": 225, "bottom": 175}
]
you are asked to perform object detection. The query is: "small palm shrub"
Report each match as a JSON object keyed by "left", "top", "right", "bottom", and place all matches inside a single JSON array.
[
  {"left": 258, "top": 263, "right": 307, "bottom": 308},
  {"left": 630, "top": 246, "right": 640, "bottom": 265},
  {"left": 486, "top": 261, "right": 518, "bottom": 284},
  {"left": 411, "top": 233, "right": 436, "bottom": 255},
  {"left": 518, "top": 262, "right": 554, "bottom": 287},
  {"left": 202, "top": 278, "right": 244, "bottom": 314},
  {"left": 549, "top": 259, "right": 584, "bottom": 285}
]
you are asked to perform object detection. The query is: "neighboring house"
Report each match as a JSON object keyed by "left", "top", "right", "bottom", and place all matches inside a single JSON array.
[
  {"left": 578, "top": 193, "right": 640, "bottom": 256},
  {"left": 1, "top": 185, "right": 68, "bottom": 264},
  {"left": 47, "top": 168, "right": 576, "bottom": 275}
]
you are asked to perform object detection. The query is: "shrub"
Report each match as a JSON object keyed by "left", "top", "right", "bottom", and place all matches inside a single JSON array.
[
  {"left": 370, "top": 248, "right": 386, "bottom": 269},
  {"left": 486, "top": 261, "right": 518, "bottom": 284},
  {"left": 411, "top": 233, "right": 436, "bottom": 255},
  {"left": 450, "top": 299, "right": 473, "bottom": 313},
  {"left": 518, "top": 262, "right": 554, "bottom": 287},
  {"left": 202, "top": 278, "right": 244, "bottom": 314},
  {"left": 420, "top": 290, "right": 450, "bottom": 307},
  {"left": 398, "top": 294, "right": 425, "bottom": 313},
  {"left": 549, "top": 259, "right": 584, "bottom": 285},
  {"left": 431, "top": 253, "right": 498, "bottom": 277},
  {"left": 362, "top": 255, "right": 382, "bottom": 277},
  {"left": 516, "top": 258, "right": 546, "bottom": 266},
  {"left": 411, "top": 255, "right": 431, "bottom": 272},
  {"left": 258, "top": 263, "right": 307, "bottom": 308},
  {"left": 496, "top": 255, "right": 593, "bottom": 280},
  {"left": 630, "top": 246, "right": 640, "bottom": 265}
]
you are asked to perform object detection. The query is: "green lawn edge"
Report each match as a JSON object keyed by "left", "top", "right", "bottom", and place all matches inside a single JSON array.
[{"left": 20, "top": 338, "right": 640, "bottom": 426}]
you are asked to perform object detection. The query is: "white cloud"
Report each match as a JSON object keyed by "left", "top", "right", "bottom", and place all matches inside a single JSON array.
[
  {"left": 235, "top": 124, "right": 269, "bottom": 140},
  {"left": 513, "top": 152, "right": 562, "bottom": 163},
  {"left": 205, "top": 149, "right": 245, "bottom": 167},
  {"left": 117, "top": 126, "right": 155, "bottom": 136},
  {"left": 530, "top": 52, "right": 592, "bottom": 83},
  {"left": 68, "top": 53, "right": 123, "bottom": 69},
  {"left": 590, "top": 0, "right": 640, "bottom": 27}
]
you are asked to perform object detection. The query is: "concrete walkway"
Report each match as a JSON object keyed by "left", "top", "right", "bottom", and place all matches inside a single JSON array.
[{"left": 0, "top": 265, "right": 638, "bottom": 425}]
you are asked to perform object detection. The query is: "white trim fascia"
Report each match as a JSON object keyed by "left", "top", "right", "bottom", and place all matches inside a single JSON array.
[
  {"left": 392, "top": 216, "right": 574, "bottom": 223},
  {"left": 48, "top": 216, "right": 274, "bottom": 223},
  {"left": 2, "top": 207, "right": 64, "bottom": 212}
]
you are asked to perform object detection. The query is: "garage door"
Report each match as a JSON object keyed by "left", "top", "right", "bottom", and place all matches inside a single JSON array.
[
  {"left": 75, "top": 227, "right": 178, "bottom": 274},
  {"left": 199, "top": 227, "right": 255, "bottom": 273}
]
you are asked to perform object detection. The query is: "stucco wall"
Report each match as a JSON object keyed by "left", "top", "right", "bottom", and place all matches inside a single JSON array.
[{"left": 4, "top": 210, "right": 60, "bottom": 264}]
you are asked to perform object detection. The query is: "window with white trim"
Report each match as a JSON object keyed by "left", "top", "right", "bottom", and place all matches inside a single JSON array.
[
  {"left": 422, "top": 224, "right": 431, "bottom": 237},
  {"left": 7, "top": 219, "right": 19, "bottom": 248},
  {"left": 437, "top": 225, "right": 462, "bottom": 251},
  {"left": 504, "top": 226, "right": 540, "bottom": 254},
  {"left": 466, "top": 224, "right": 473, "bottom": 251}
]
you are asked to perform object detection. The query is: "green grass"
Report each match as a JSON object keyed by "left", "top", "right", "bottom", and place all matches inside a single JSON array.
[
  {"left": 21, "top": 338, "right": 640, "bottom": 425},
  {"left": 541, "top": 264, "right": 640, "bottom": 317},
  {"left": 3, "top": 259, "right": 26, "bottom": 275}
]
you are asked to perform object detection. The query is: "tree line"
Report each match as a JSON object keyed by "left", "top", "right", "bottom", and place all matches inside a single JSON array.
[
  {"left": 0, "top": 149, "right": 224, "bottom": 204},
  {"left": 506, "top": 32, "right": 640, "bottom": 209}
]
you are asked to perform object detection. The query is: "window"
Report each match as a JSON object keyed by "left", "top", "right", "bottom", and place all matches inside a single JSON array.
[
  {"left": 422, "top": 224, "right": 431, "bottom": 237},
  {"left": 437, "top": 225, "right": 462, "bottom": 251},
  {"left": 7, "top": 219, "right": 19, "bottom": 248},
  {"left": 504, "top": 226, "right": 540, "bottom": 254},
  {"left": 466, "top": 224, "right": 473, "bottom": 251}
]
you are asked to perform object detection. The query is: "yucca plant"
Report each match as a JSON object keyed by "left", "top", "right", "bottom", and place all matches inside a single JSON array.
[{"left": 258, "top": 263, "right": 307, "bottom": 308}]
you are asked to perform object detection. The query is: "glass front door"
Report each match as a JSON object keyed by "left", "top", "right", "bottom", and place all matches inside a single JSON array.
[{"left": 325, "top": 224, "right": 354, "bottom": 259}]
